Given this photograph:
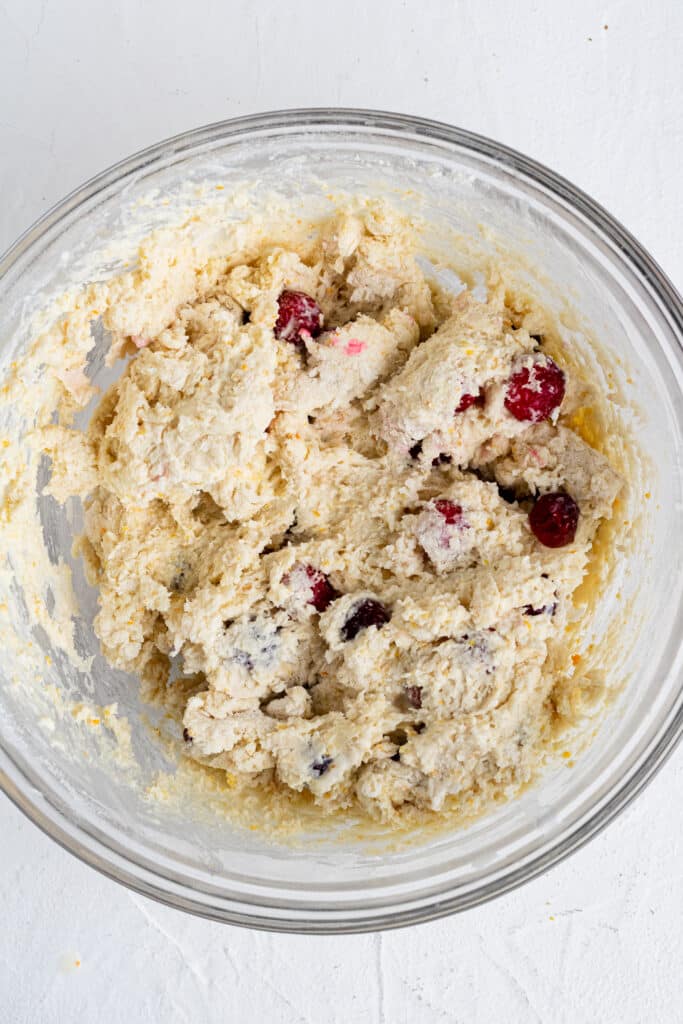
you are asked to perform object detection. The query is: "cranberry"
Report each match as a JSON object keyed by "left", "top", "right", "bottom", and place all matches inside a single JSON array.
[
  {"left": 182, "top": 728, "right": 192, "bottom": 743},
  {"left": 529, "top": 492, "right": 579, "bottom": 548},
  {"left": 341, "top": 599, "right": 391, "bottom": 641},
  {"left": 275, "top": 290, "right": 323, "bottom": 345},
  {"left": 284, "top": 563, "right": 339, "bottom": 612},
  {"left": 455, "top": 388, "right": 485, "bottom": 414},
  {"left": 504, "top": 356, "right": 565, "bottom": 422},
  {"left": 404, "top": 685, "right": 423, "bottom": 709},
  {"left": 304, "top": 565, "right": 339, "bottom": 612},
  {"left": 434, "top": 499, "right": 463, "bottom": 525},
  {"left": 409, "top": 440, "right": 423, "bottom": 460}
]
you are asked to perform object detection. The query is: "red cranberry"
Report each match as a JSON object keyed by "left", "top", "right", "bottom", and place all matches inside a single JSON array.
[
  {"left": 304, "top": 565, "right": 339, "bottom": 612},
  {"left": 434, "top": 499, "right": 463, "bottom": 525},
  {"left": 504, "top": 356, "right": 565, "bottom": 422},
  {"left": 285, "top": 563, "right": 338, "bottom": 612},
  {"left": 275, "top": 290, "right": 323, "bottom": 345},
  {"left": 529, "top": 492, "right": 579, "bottom": 548},
  {"left": 455, "top": 388, "right": 485, "bottom": 414},
  {"left": 341, "top": 599, "right": 391, "bottom": 641}
]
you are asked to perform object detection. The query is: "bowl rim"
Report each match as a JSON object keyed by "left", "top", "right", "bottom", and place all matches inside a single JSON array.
[{"left": 1, "top": 107, "right": 682, "bottom": 933}]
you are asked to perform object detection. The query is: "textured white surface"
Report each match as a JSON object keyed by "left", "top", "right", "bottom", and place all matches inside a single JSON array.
[{"left": 1, "top": 1, "right": 682, "bottom": 1021}]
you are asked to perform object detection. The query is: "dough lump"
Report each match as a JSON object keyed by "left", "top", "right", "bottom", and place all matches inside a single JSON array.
[{"left": 49, "top": 203, "right": 623, "bottom": 823}]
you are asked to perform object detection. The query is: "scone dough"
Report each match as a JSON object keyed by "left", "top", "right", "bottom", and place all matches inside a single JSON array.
[{"left": 48, "top": 204, "right": 623, "bottom": 823}]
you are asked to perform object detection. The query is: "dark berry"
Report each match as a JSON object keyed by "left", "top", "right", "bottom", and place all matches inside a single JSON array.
[
  {"left": 404, "top": 685, "right": 423, "bottom": 709},
  {"left": 529, "top": 492, "right": 579, "bottom": 548},
  {"left": 455, "top": 388, "right": 485, "bottom": 414},
  {"left": 341, "top": 598, "right": 391, "bottom": 641},
  {"left": 524, "top": 602, "right": 557, "bottom": 616},
  {"left": 232, "top": 649, "right": 254, "bottom": 670},
  {"left": 241, "top": 309, "right": 251, "bottom": 325},
  {"left": 182, "top": 728, "right": 192, "bottom": 743},
  {"left": 434, "top": 499, "right": 463, "bottom": 525},
  {"left": 409, "top": 440, "right": 423, "bottom": 460},
  {"left": 304, "top": 565, "right": 339, "bottom": 612},
  {"left": 504, "top": 356, "right": 565, "bottom": 422},
  {"left": 275, "top": 290, "right": 324, "bottom": 345},
  {"left": 311, "top": 755, "right": 333, "bottom": 777},
  {"left": 432, "top": 453, "right": 452, "bottom": 466}
]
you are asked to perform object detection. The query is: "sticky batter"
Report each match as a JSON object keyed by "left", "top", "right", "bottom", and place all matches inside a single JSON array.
[{"left": 44, "top": 203, "right": 623, "bottom": 823}]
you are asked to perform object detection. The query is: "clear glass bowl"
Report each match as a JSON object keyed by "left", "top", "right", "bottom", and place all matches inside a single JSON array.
[{"left": 1, "top": 110, "right": 682, "bottom": 933}]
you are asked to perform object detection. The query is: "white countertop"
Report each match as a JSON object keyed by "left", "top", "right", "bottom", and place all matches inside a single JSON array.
[{"left": 2, "top": 2, "right": 682, "bottom": 1021}]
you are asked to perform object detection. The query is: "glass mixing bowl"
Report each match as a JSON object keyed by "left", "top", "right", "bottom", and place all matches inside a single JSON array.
[{"left": 1, "top": 110, "right": 682, "bottom": 933}]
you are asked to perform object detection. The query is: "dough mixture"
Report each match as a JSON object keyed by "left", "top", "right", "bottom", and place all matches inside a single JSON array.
[{"left": 46, "top": 203, "right": 624, "bottom": 823}]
